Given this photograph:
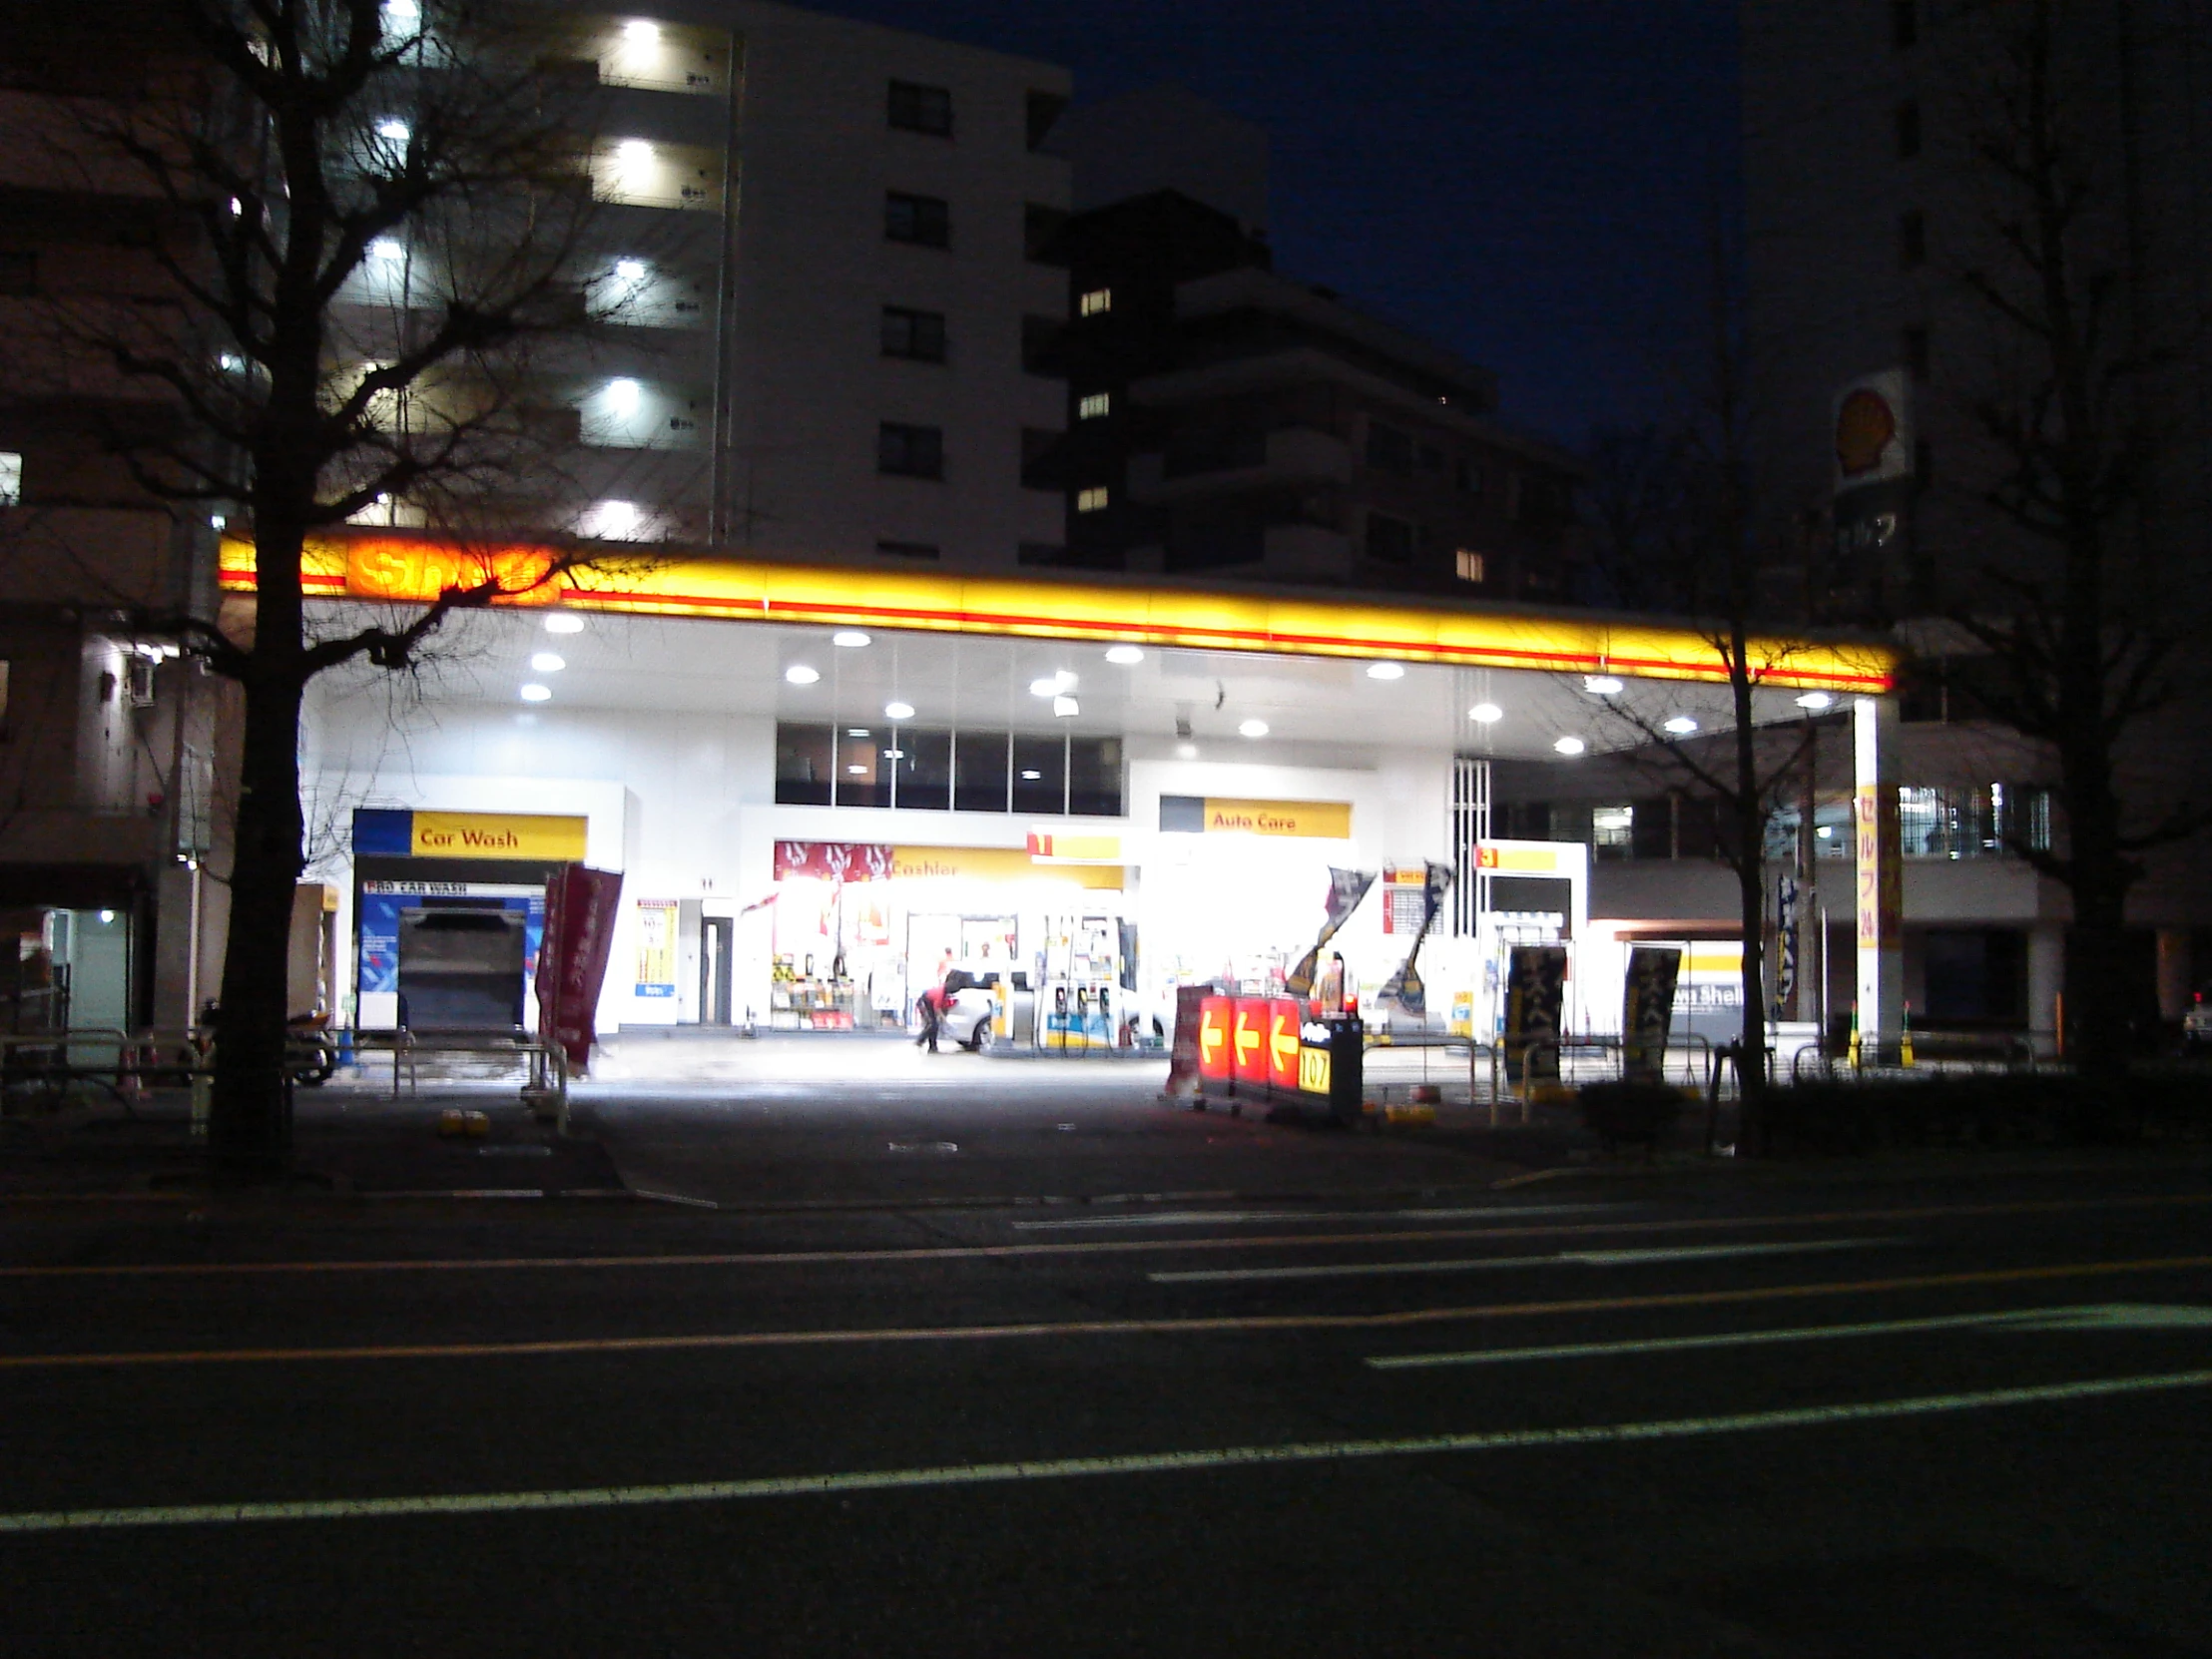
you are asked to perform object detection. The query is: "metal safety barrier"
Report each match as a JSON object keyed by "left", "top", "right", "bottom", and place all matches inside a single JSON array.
[{"left": 349, "top": 1032, "right": 570, "bottom": 1131}]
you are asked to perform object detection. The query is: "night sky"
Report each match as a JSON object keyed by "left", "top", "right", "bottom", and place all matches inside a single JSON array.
[{"left": 814, "top": 0, "right": 1742, "bottom": 448}]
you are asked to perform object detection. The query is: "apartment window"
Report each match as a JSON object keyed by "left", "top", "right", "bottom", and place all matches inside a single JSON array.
[
  {"left": 1504, "top": 472, "right": 1525, "bottom": 520},
  {"left": 1896, "top": 98, "right": 1922, "bottom": 160},
  {"left": 885, "top": 191, "right": 950, "bottom": 249},
  {"left": 0, "top": 451, "right": 20, "bottom": 505},
  {"left": 1077, "top": 391, "right": 1111, "bottom": 420},
  {"left": 1899, "top": 209, "right": 1927, "bottom": 269},
  {"left": 1022, "top": 315, "right": 1064, "bottom": 376},
  {"left": 1025, "top": 90, "right": 1068, "bottom": 152},
  {"left": 1365, "top": 511, "right": 1413, "bottom": 565},
  {"left": 880, "top": 305, "right": 947, "bottom": 362},
  {"left": 1078, "top": 287, "right": 1112, "bottom": 317},
  {"left": 1020, "top": 426, "right": 1060, "bottom": 490},
  {"left": 1365, "top": 421, "right": 1413, "bottom": 475},
  {"left": 887, "top": 80, "right": 952, "bottom": 137},
  {"left": 0, "top": 252, "right": 34, "bottom": 296},
  {"left": 1453, "top": 457, "right": 1483, "bottom": 496},
  {"left": 875, "top": 539, "right": 940, "bottom": 560},
  {"left": 1417, "top": 442, "right": 1443, "bottom": 473},
  {"left": 877, "top": 421, "right": 943, "bottom": 480},
  {"left": 1903, "top": 325, "right": 1930, "bottom": 380},
  {"left": 1892, "top": 0, "right": 1918, "bottom": 49},
  {"left": 1076, "top": 486, "right": 1109, "bottom": 513},
  {"left": 1454, "top": 548, "right": 1485, "bottom": 584},
  {"left": 1024, "top": 203, "right": 1068, "bottom": 263}
]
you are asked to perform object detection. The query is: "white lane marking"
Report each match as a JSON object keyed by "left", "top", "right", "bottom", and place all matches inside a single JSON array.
[
  {"left": 4, "top": 1368, "right": 2207, "bottom": 1534},
  {"left": 1014, "top": 1203, "right": 1630, "bottom": 1232},
  {"left": 1369, "top": 1303, "right": 2212, "bottom": 1369},
  {"left": 1150, "top": 1237, "right": 1897, "bottom": 1285}
]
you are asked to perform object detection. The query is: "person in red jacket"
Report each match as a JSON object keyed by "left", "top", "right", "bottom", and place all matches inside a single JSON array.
[{"left": 913, "top": 982, "right": 945, "bottom": 1053}]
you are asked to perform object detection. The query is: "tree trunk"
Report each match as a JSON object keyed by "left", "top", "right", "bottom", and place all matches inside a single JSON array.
[
  {"left": 1729, "top": 627, "right": 1769, "bottom": 1155},
  {"left": 208, "top": 666, "right": 305, "bottom": 1171}
]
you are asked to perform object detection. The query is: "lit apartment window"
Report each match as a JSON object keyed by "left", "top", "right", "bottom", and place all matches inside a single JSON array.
[
  {"left": 1454, "top": 548, "right": 1485, "bottom": 584},
  {"left": 1078, "top": 392, "right": 1110, "bottom": 420},
  {"left": 885, "top": 192, "right": 951, "bottom": 249},
  {"left": 887, "top": 80, "right": 953, "bottom": 137},
  {"left": 877, "top": 421, "right": 944, "bottom": 480},
  {"left": 881, "top": 305, "right": 947, "bottom": 362},
  {"left": 1075, "top": 486, "right": 1109, "bottom": 513},
  {"left": 0, "top": 452, "right": 21, "bottom": 505},
  {"left": 1078, "top": 287, "right": 1112, "bottom": 317}
]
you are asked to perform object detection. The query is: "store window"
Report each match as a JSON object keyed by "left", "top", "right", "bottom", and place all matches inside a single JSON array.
[
  {"left": 954, "top": 729, "right": 1009, "bottom": 812},
  {"left": 889, "top": 727, "right": 952, "bottom": 811},
  {"left": 1592, "top": 804, "right": 1634, "bottom": 859},
  {"left": 837, "top": 725, "right": 889, "bottom": 808},
  {"left": 1068, "top": 737, "right": 1122, "bottom": 817},
  {"left": 1011, "top": 734, "right": 1065, "bottom": 815},
  {"left": 775, "top": 724, "right": 835, "bottom": 806}
]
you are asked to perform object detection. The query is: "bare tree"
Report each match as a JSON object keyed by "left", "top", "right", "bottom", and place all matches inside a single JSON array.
[
  {"left": 1579, "top": 229, "right": 1847, "bottom": 1149},
  {"left": 1936, "top": 0, "right": 2208, "bottom": 1079},
  {"left": 46, "top": 0, "right": 656, "bottom": 1167}
]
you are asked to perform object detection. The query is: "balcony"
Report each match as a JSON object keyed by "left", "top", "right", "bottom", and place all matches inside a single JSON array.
[{"left": 1127, "top": 425, "right": 1351, "bottom": 504}]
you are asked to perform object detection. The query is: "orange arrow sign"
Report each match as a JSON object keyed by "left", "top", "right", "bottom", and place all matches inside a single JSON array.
[
  {"left": 1233, "top": 1009, "right": 1261, "bottom": 1064},
  {"left": 1270, "top": 1015, "right": 1300, "bottom": 1067},
  {"left": 1199, "top": 1013, "right": 1224, "bottom": 1061}
]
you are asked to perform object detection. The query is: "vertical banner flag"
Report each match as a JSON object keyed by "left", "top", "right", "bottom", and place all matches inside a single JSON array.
[
  {"left": 1774, "top": 874, "right": 1800, "bottom": 1018},
  {"left": 536, "top": 863, "right": 624, "bottom": 1073},
  {"left": 1378, "top": 861, "right": 1453, "bottom": 1019},
  {"left": 1621, "top": 945, "right": 1682, "bottom": 1086},
  {"left": 1286, "top": 867, "right": 1376, "bottom": 996},
  {"left": 1503, "top": 944, "right": 1569, "bottom": 1084}
]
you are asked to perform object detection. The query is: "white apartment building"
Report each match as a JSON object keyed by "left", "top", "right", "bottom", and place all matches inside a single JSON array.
[{"left": 354, "top": 0, "right": 1073, "bottom": 568}]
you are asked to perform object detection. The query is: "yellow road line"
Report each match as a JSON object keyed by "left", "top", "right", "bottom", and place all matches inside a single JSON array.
[
  {"left": 2, "top": 1255, "right": 2209, "bottom": 1372},
  {"left": 0, "top": 1190, "right": 2206, "bottom": 1280}
]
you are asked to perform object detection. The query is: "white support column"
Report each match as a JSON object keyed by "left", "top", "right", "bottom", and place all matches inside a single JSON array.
[
  {"left": 1853, "top": 696, "right": 1904, "bottom": 1050},
  {"left": 2027, "top": 924, "right": 2064, "bottom": 1054}
]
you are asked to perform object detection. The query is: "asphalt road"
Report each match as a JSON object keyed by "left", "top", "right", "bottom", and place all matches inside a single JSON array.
[{"left": 3, "top": 1113, "right": 2210, "bottom": 1655}]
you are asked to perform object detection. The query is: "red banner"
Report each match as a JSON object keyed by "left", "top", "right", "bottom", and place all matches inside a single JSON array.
[
  {"left": 535, "top": 863, "right": 624, "bottom": 1073},
  {"left": 776, "top": 840, "right": 894, "bottom": 881}
]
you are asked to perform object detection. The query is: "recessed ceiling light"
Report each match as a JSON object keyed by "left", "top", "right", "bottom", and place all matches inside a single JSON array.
[
  {"left": 884, "top": 700, "right": 914, "bottom": 720},
  {"left": 614, "top": 258, "right": 648, "bottom": 281},
  {"left": 1052, "top": 695, "right": 1080, "bottom": 718},
  {"left": 785, "top": 664, "right": 820, "bottom": 685},
  {"left": 1817, "top": 825, "right": 1834, "bottom": 838},
  {"left": 1030, "top": 671, "right": 1075, "bottom": 697},
  {"left": 1553, "top": 735, "right": 1586, "bottom": 756},
  {"left": 519, "top": 683, "right": 552, "bottom": 703},
  {"left": 1663, "top": 716, "right": 1699, "bottom": 735},
  {"left": 529, "top": 652, "right": 566, "bottom": 673},
  {"left": 846, "top": 728, "right": 870, "bottom": 738},
  {"left": 832, "top": 630, "right": 870, "bottom": 648},
  {"left": 1584, "top": 675, "right": 1624, "bottom": 696},
  {"left": 1020, "top": 769, "right": 1043, "bottom": 780},
  {"left": 1239, "top": 719, "right": 1268, "bottom": 739},
  {"left": 1175, "top": 743, "right": 1198, "bottom": 760},
  {"left": 1795, "top": 691, "right": 1836, "bottom": 710},
  {"left": 1105, "top": 645, "right": 1144, "bottom": 665},
  {"left": 1366, "top": 661, "right": 1405, "bottom": 681},
  {"left": 544, "top": 613, "right": 584, "bottom": 635},
  {"left": 846, "top": 764, "right": 866, "bottom": 775},
  {"left": 1468, "top": 703, "right": 1502, "bottom": 724}
]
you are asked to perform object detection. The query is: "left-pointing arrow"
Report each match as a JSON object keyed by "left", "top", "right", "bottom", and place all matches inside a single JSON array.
[{"left": 1233, "top": 1010, "right": 1260, "bottom": 1064}]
